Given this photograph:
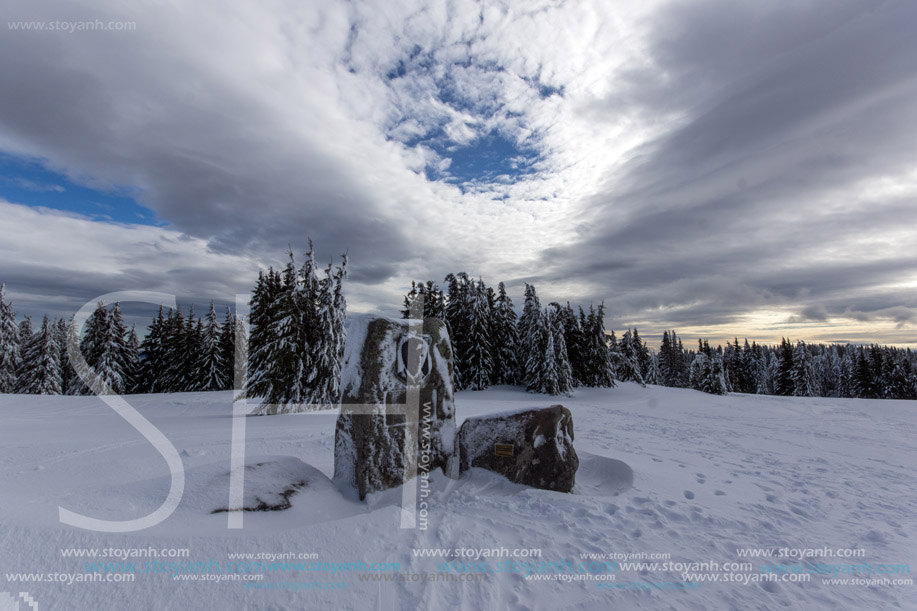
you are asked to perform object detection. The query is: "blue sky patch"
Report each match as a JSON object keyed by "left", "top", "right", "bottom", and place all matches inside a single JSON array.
[{"left": 0, "top": 152, "right": 160, "bottom": 225}]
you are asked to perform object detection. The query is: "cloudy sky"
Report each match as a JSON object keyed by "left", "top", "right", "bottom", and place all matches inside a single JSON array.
[{"left": 1, "top": 0, "right": 915, "bottom": 346}]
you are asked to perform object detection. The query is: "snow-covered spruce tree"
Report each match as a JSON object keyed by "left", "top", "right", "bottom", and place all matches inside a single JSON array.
[
  {"left": 17, "top": 315, "right": 62, "bottom": 395},
  {"left": 584, "top": 303, "right": 615, "bottom": 387},
  {"left": 71, "top": 301, "right": 128, "bottom": 395},
  {"left": 15, "top": 316, "right": 33, "bottom": 384},
  {"left": 195, "top": 302, "right": 225, "bottom": 392},
  {"left": 244, "top": 269, "right": 283, "bottom": 400},
  {"left": 722, "top": 339, "right": 739, "bottom": 392},
  {"left": 516, "top": 283, "right": 542, "bottom": 387},
  {"left": 159, "top": 307, "right": 186, "bottom": 393},
  {"left": 257, "top": 252, "right": 309, "bottom": 406},
  {"left": 217, "top": 306, "right": 238, "bottom": 390},
  {"left": 616, "top": 330, "right": 645, "bottom": 385},
  {"left": 632, "top": 329, "right": 652, "bottom": 383},
  {"left": 464, "top": 279, "right": 495, "bottom": 390},
  {"left": 644, "top": 349, "right": 659, "bottom": 385},
  {"left": 548, "top": 305, "right": 574, "bottom": 394},
  {"left": 444, "top": 272, "right": 474, "bottom": 390},
  {"left": 791, "top": 340, "right": 818, "bottom": 397},
  {"left": 185, "top": 308, "right": 207, "bottom": 392},
  {"left": 523, "top": 307, "right": 560, "bottom": 394},
  {"left": 688, "top": 346, "right": 727, "bottom": 395},
  {"left": 243, "top": 244, "right": 348, "bottom": 412},
  {"left": 491, "top": 282, "right": 519, "bottom": 386},
  {"left": 18, "top": 315, "right": 33, "bottom": 348},
  {"left": 837, "top": 346, "right": 855, "bottom": 398},
  {"left": 0, "top": 284, "right": 21, "bottom": 393},
  {"left": 607, "top": 329, "right": 621, "bottom": 381},
  {"left": 737, "top": 339, "right": 756, "bottom": 394},
  {"left": 53, "top": 317, "right": 75, "bottom": 394},
  {"left": 314, "top": 254, "right": 348, "bottom": 407},
  {"left": 109, "top": 303, "right": 132, "bottom": 390},
  {"left": 124, "top": 325, "right": 141, "bottom": 394},
  {"left": 853, "top": 348, "right": 875, "bottom": 398},
  {"left": 401, "top": 280, "right": 446, "bottom": 321},
  {"left": 774, "top": 338, "right": 795, "bottom": 396},
  {"left": 138, "top": 306, "right": 166, "bottom": 393},
  {"left": 551, "top": 303, "right": 585, "bottom": 385},
  {"left": 658, "top": 330, "right": 675, "bottom": 387}
]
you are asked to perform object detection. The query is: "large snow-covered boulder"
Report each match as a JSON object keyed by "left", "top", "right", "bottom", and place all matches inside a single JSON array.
[
  {"left": 333, "top": 315, "right": 456, "bottom": 500},
  {"left": 457, "top": 405, "right": 578, "bottom": 493}
]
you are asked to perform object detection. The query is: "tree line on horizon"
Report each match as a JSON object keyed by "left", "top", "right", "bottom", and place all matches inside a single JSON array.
[
  {"left": 1, "top": 273, "right": 915, "bottom": 400},
  {"left": 0, "top": 283, "right": 243, "bottom": 396}
]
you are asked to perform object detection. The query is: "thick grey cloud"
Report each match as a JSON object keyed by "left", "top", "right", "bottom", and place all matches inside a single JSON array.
[{"left": 544, "top": 0, "right": 917, "bottom": 342}]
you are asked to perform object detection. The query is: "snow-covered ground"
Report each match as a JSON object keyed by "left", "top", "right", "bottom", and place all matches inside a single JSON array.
[{"left": 0, "top": 384, "right": 915, "bottom": 610}]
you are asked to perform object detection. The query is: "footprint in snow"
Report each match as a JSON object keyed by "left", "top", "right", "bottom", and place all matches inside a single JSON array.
[{"left": 683, "top": 490, "right": 695, "bottom": 500}]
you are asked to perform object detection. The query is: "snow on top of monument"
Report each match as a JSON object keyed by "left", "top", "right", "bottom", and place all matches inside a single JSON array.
[{"left": 461, "top": 404, "right": 561, "bottom": 421}]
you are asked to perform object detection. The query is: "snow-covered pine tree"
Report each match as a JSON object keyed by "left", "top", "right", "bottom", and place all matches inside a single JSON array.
[
  {"left": 464, "top": 279, "right": 494, "bottom": 390},
  {"left": 139, "top": 306, "right": 166, "bottom": 393},
  {"left": 243, "top": 244, "right": 347, "bottom": 411},
  {"left": 53, "top": 317, "right": 74, "bottom": 394},
  {"left": 722, "top": 338, "right": 739, "bottom": 392},
  {"left": 109, "top": 303, "right": 131, "bottom": 392},
  {"left": 658, "top": 330, "right": 674, "bottom": 387},
  {"left": 444, "top": 273, "right": 474, "bottom": 390},
  {"left": 312, "top": 253, "right": 348, "bottom": 408},
  {"left": 616, "top": 330, "right": 644, "bottom": 385},
  {"left": 853, "top": 348, "right": 874, "bottom": 398},
  {"left": 218, "top": 306, "right": 237, "bottom": 390},
  {"left": 886, "top": 353, "right": 915, "bottom": 400},
  {"left": 644, "top": 349, "right": 659, "bottom": 385},
  {"left": 0, "top": 284, "right": 20, "bottom": 393},
  {"left": 69, "top": 304, "right": 105, "bottom": 395},
  {"left": 186, "top": 309, "right": 207, "bottom": 392},
  {"left": 73, "top": 301, "right": 127, "bottom": 395},
  {"left": 244, "top": 269, "right": 283, "bottom": 400},
  {"left": 552, "top": 303, "right": 585, "bottom": 385},
  {"left": 401, "top": 280, "right": 446, "bottom": 320},
  {"left": 688, "top": 348, "right": 727, "bottom": 395},
  {"left": 261, "top": 251, "right": 311, "bottom": 406},
  {"left": 17, "top": 315, "right": 62, "bottom": 394},
  {"left": 15, "top": 316, "right": 33, "bottom": 384},
  {"left": 774, "top": 338, "right": 795, "bottom": 396},
  {"left": 124, "top": 324, "right": 141, "bottom": 394},
  {"left": 791, "top": 340, "right": 818, "bottom": 397},
  {"left": 836, "top": 346, "right": 854, "bottom": 398},
  {"left": 491, "top": 282, "right": 519, "bottom": 386},
  {"left": 739, "top": 339, "right": 757, "bottom": 393},
  {"left": 160, "top": 307, "right": 186, "bottom": 393},
  {"left": 524, "top": 307, "right": 559, "bottom": 394},
  {"left": 607, "top": 329, "right": 621, "bottom": 381},
  {"left": 632, "top": 328, "right": 652, "bottom": 383},
  {"left": 585, "top": 303, "right": 615, "bottom": 387},
  {"left": 18, "top": 316, "right": 33, "bottom": 348},
  {"left": 195, "top": 302, "right": 224, "bottom": 392},
  {"left": 549, "top": 305, "right": 574, "bottom": 394},
  {"left": 323, "top": 252, "right": 348, "bottom": 406},
  {"left": 516, "top": 283, "right": 542, "bottom": 387},
  {"left": 689, "top": 351, "right": 707, "bottom": 392}
]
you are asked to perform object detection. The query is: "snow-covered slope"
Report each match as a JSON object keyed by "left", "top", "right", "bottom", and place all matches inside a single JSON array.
[{"left": 0, "top": 384, "right": 914, "bottom": 610}]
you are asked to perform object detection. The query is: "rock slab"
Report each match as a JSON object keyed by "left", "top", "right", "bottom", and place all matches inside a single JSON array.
[{"left": 457, "top": 405, "right": 578, "bottom": 493}]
